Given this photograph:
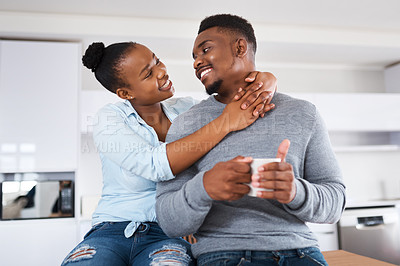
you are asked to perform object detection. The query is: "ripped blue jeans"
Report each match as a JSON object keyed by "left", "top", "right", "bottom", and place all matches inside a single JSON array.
[{"left": 61, "top": 221, "right": 194, "bottom": 266}]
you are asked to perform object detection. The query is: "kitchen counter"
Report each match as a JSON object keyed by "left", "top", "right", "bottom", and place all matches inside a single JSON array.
[
  {"left": 322, "top": 250, "right": 397, "bottom": 265},
  {"left": 345, "top": 199, "right": 400, "bottom": 209}
]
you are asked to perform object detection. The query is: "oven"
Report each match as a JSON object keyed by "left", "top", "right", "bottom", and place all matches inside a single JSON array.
[{"left": 338, "top": 203, "right": 400, "bottom": 265}]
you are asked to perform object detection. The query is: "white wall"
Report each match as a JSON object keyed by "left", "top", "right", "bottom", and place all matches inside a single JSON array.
[
  {"left": 79, "top": 134, "right": 103, "bottom": 197},
  {"left": 385, "top": 63, "right": 400, "bottom": 93},
  {"left": 336, "top": 150, "right": 400, "bottom": 202}
]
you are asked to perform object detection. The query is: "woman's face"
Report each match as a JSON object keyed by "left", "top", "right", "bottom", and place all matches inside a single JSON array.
[{"left": 118, "top": 44, "right": 175, "bottom": 106}]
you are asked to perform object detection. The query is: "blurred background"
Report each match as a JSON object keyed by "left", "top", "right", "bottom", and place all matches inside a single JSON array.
[{"left": 1, "top": 0, "right": 400, "bottom": 265}]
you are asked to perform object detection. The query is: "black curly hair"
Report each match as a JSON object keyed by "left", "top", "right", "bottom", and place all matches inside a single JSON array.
[
  {"left": 198, "top": 14, "right": 257, "bottom": 55},
  {"left": 82, "top": 42, "right": 136, "bottom": 93}
]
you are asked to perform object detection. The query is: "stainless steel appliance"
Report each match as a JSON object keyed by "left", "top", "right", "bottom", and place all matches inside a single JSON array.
[{"left": 338, "top": 203, "right": 400, "bottom": 265}]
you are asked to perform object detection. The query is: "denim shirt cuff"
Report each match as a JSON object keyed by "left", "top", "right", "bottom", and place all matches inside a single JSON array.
[{"left": 154, "top": 142, "right": 175, "bottom": 181}]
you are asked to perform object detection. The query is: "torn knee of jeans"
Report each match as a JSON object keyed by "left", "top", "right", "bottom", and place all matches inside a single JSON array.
[
  {"left": 149, "top": 244, "right": 191, "bottom": 265},
  {"left": 62, "top": 244, "right": 97, "bottom": 265}
]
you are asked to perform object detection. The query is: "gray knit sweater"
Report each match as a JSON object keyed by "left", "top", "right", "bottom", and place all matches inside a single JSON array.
[{"left": 156, "top": 93, "right": 346, "bottom": 258}]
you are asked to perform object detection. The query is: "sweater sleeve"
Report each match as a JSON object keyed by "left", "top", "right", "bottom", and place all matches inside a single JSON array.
[{"left": 284, "top": 108, "right": 346, "bottom": 224}]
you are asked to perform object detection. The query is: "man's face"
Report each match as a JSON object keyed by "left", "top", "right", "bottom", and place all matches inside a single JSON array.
[{"left": 192, "top": 27, "right": 240, "bottom": 95}]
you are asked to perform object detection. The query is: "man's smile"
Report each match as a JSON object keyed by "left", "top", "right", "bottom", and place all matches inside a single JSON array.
[{"left": 196, "top": 66, "right": 213, "bottom": 82}]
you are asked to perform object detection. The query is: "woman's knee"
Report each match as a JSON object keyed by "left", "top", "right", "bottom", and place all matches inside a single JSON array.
[
  {"left": 148, "top": 241, "right": 194, "bottom": 266},
  {"left": 61, "top": 244, "right": 97, "bottom": 265},
  {"left": 61, "top": 243, "right": 126, "bottom": 266}
]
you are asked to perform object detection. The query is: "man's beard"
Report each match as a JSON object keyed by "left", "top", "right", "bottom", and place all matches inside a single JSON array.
[{"left": 205, "top": 80, "right": 222, "bottom": 95}]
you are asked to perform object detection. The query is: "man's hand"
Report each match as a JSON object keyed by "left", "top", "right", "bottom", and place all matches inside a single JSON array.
[
  {"left": 251, "top": 139, "right": 296, "bottom": 204},
  {"left": 203, "top": 156, "right": 252, "bottom": 201}
]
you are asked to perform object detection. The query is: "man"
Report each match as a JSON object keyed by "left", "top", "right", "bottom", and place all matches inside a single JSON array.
[{"left": 156, "top": 14, "right": 345, "bottom": 265}]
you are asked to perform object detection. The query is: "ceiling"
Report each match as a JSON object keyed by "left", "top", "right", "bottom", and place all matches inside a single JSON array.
[
  {"left": 1, "top": 0, "right": 400, "bottom": 30},
  {"left": 1, "top": 0, "right": 400, "bottom": 67}
]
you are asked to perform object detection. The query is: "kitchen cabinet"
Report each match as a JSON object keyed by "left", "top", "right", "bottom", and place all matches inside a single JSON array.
[
  {"left": 0, "top": 40, "right": 80, "bottom": 172},
  {"left": 289, "top": 92, "right": 400, "bottom": 151},
  {"left": 315, "top": 93, "right": 400, "bottom": 132},
  {"left": 289, "top": 93, "right": 400, "bottom": 132},
  {"left": 0, "top": 218, "right": 78, "bottom": 265},
  {"left": 307, "top": 223, "right": 339, "bottom": 251}
]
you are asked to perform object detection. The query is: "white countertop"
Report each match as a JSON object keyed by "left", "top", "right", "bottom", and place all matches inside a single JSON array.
[{"left": 345, "top": 199, "right": 400, "bottom": 209}]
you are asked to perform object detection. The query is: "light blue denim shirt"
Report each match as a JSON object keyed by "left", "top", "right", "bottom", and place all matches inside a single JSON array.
[{"left": 92, "top": 96, "right": 198, "bottom": 238}]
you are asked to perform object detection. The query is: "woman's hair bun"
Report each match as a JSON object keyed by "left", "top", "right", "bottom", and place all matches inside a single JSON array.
[{"left": 82, "top": 42, "right": 105, "bottom": 72}]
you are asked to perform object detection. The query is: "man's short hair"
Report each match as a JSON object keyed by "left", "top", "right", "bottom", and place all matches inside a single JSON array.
[{"left": 198, "top": 14, "right": 257, "bottom": 54}]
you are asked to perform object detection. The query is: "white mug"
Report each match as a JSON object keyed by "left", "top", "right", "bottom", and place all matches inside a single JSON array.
[{"left": 248, "top": 158, "right": 281, "bottom": 197}]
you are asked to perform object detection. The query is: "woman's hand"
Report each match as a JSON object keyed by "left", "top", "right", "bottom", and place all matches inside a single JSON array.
[
  {"left": 234, "top": 71, "right": 278, "bottom": 118},
  {"left": 220, "top": 88, "right": 272, "bottom": 132}
]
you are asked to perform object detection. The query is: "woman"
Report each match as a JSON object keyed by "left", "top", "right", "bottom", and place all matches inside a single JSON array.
[{"left": 61, "top": 41, "right": 277, "bottom": 266}]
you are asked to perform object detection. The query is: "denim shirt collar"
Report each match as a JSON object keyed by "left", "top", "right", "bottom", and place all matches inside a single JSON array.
[{"left": 122, "top": 99, "right": 178, "bottom": 124}]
